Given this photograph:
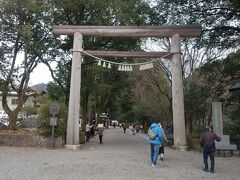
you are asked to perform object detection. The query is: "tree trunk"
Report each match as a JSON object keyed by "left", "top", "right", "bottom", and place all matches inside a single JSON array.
[
  {"left": 185, "top": 115, "right": 193, "bottom": 137},
  {"left": 2, "top": 92, "right": 26, "bottom": 130},
  {"left": 8, "top": 113, "right": 18, "bottom": 130}
]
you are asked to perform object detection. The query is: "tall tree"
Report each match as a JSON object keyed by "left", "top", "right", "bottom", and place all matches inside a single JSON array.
[
  {"left": 0, "top": 0, "right": 54, "bottom": 129},
  {"left": 146, "top": 0, "right": 240, "bottom": 134},
  {"left": 184, "top": 50, "right": 240, "bottom": 130},
  {"left": 152, "top": 0, "right": 240, "bottom": 49}
]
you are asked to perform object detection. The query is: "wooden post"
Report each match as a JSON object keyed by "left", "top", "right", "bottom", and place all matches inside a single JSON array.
[
  {"left": 65, "top": 32, "right": 82, "bottom": 150},
  {"left": 171, "top": 34, "right": 188, "bottom": 151}
]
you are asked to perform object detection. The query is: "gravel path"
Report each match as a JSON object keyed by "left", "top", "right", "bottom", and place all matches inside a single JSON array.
[{"left": 0, "top": 127, "right": 239, "bottom": 180}]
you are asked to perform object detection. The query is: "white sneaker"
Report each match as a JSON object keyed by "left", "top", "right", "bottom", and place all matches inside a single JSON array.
[
  {"left": 151, "top": 164, "right": 155, "bottom": 168},
  {"left": 160, "top": 153, "right": 164, "bottom": 161}
]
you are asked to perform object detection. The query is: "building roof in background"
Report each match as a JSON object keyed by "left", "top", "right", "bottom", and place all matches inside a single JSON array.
[
  {"left": 0, "top": 91, "right": 18, "bottom": 96},
  {"left": 0, "top": 83, "right": 47, "bottom": 97}
]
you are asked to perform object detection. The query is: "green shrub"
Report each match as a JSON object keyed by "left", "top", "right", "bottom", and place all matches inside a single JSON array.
[
  {"left": 22, "top": 105, "right": 38, "bottom": 116},
  {"left": 190, "top": 125, "right": 204, "bottom": 138},
  {"left": 224, "top": 122, "right": 240, "bottom": 139},
  {"left": 38, "top": 102, "right": 68, "bottom": 140}
]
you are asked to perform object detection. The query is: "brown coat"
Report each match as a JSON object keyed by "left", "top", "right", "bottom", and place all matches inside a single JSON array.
[
  {"left": 199, "top": 130, "right": 221, "bottom": 151},
  {"left": 97, "top": 127, "right": 105, "bottom": 135},
  {"left": 122, "top": 123, "right": 128, "bottom": 129}
]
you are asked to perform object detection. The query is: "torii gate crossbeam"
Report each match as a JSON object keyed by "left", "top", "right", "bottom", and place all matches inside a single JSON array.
[
  {"left": 53, "top": 25, "right": 201, "bottom": 37},
  {"left": 53, "top": 25, "right": 202, "bottom": 150}
]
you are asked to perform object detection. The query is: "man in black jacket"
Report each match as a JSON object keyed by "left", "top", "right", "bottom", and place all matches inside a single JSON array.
[{"left": 200, "top": 126, "right": 221, "bottom": 173}]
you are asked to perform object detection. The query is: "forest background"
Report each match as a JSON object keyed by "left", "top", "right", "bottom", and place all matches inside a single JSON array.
[{"left": 0, "top": 0, "right": 239, "bottom": 145}]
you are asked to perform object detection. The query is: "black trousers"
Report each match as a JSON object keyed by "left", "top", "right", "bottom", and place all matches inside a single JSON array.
[
  {"left": 99, "top": 134, "right": 103, "bottom": 144},
  {"left": 203, "top": 150, "right": 215, "bottom": 171},
  {"left": 159, "top": 146, "right": 164, "bottom": 154},
  {"left": 86, "top": 131, "right": 91, "bottom": 142}
]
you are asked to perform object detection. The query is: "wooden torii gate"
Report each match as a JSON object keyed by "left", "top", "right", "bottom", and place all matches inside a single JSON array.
[{"left": 53, "top": 25, "right": 202, "bottom": 150}]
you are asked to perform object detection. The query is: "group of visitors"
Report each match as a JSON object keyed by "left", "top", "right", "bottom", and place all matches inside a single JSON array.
[
  {"left": 121, "top": 121, "right": 144, "bottom": 135},
  {"left": 148, "top": 120, "right": 221, "bottom": 173},
  {"left": 86, "top": 118, "right": 221, "bottom": 173},
  {"left": 85, "top": 122, "right": 106, "bottom": 144}
]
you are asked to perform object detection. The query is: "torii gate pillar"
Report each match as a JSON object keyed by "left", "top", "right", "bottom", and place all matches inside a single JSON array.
[
  {"left": 171, "top": 34, "right": 188, "bottom": 150},
  {"left": 65, "top": 32, "right": 82, "bottom": 150}
]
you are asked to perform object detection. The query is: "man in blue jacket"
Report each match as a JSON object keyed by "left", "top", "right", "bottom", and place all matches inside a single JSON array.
[{"left": 149, "top": 120, "right": 163, "bottom": 168}]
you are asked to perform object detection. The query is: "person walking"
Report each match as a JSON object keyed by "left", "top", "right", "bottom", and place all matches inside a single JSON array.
[
  {"left": 90, "top": 120, "right": 96, "bottom": 137},
  {"left": 97, "top": 124, "right": 106, "bottom": 144},
  {"left": 135, "top": 123, "right": 140, "bottom": 133},
  {"left": 148, "top": 120, "right": 163, "bottom": 168},
  {"left": 140, "top": 124, "right": 143, "bottom": 132},
  {"left": 122, "top": 122, "right": 127, "bottom": 134},
  {"left": 158, "top": 123, "right": 168, "bottom": 161},
  {"left": 85, "top": 123, "right": 93, "bottom": 142},
  {"left": 200, "top": 125, "right": 221, "bottom": 173},
  {"left": 129, "top": 124, "right": 135, "bottom": 135}
]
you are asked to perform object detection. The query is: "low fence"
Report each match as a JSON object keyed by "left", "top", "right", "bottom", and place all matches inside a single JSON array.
[
  {"left": 0, "top": 134, "right": 63, "bottom": 148},
  {"left": 22, "top": 115, "right": 41, "bottom": 129}
]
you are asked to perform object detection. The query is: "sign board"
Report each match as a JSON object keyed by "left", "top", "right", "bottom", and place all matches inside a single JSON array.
[
  {"left": 50, "top": 117, "right": 57, "bottom": 126},
  {"left": 100, "top": 113, "right": 107, "bottom": 118},
  {"left": 49, "top": 104, "right": 60, "bottom": 115},
  {"left": 97, "top": 124, "right": 104, "bottom": 128}
]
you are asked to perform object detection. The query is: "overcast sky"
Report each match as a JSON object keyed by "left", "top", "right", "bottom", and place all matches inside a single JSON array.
[
  {"left": 29, "top": 63, "right": 53, "bottom": 86},
  {"left": 16, "top": 53, "right": 53, "bottom": 86}
]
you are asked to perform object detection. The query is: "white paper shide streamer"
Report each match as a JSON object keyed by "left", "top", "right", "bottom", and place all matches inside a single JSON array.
[
  {"left": 118, "top": 65, "right": 133, "bottom": 71},
  {"left": 139, "top": 63, "right": 153, "bottom": 70}
]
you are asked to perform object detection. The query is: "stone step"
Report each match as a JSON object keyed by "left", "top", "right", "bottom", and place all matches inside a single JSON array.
[
  {"left": 215, "top": 143, "right": 237, "bottom": 150},
  {"left": 217, "top": 135, "right": 230, "bottom": 144}
]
